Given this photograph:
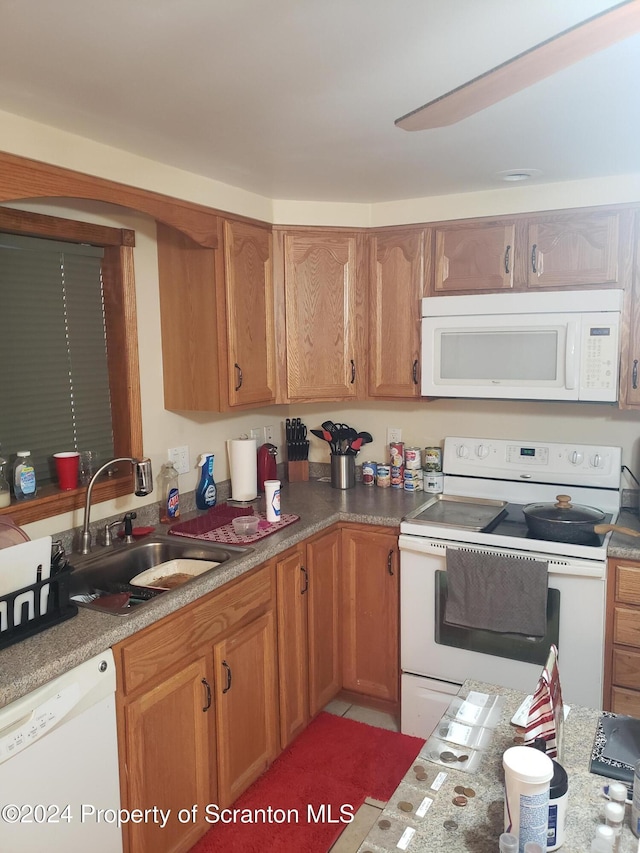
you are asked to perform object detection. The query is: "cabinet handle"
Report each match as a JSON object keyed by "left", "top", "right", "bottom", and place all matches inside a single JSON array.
[
  {"left": 222, "top": 660, "right": 232, "bottom": 693},
  {"left": 234, "top": 363, "right": 243, "bottom": 391},
  {"left": 300, "top": 565, "right": 309, "bottom": 594},
  {"left": 634, "top": 359, "right": 638, "bottom": 390},
  {"left": 350, "top": 359, "right": 356, "bottom": 384},
  {"left": 387, "top": 549, "right": 395, "bottom": 576},
  {"left": 202, "top": 678, "right": 212, "bottom": 712},
  {"left": 412, "top": 359, "right": 419, "bottom": 385},
  {"left": 504, "top": 245, "right": 511, "bottom": 275},
  {"left": 531, "top": 244, "right": 538, "bottom": 274}
]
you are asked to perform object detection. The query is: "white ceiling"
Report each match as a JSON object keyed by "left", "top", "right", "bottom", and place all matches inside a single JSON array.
[{"left": 1, "top": 0, "right": 638, "bottom": 203}]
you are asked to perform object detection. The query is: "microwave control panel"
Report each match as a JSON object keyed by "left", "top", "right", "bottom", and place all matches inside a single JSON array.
[{"left": 579, "top": 315, "right": 619, "bottom": 400}]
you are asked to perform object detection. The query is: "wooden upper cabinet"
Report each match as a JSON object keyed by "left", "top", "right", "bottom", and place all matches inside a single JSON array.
[
  {"left": 157, "top": 221, "right": 222, "bottom": 412},
  {"left": 278, "top": 229, "right": 366, "bottom": 401},
  {"left": 433, "top": 221, "right": 515, "bottom": 293},
  {"left": 525, "top": 211, "right": 622, "bottom": 288},
  {"left": 368, "top": 228, "right": 428, "bottom": 398},
  {"left": 220, "top": 219, "right": 276, "bottom": 408}
]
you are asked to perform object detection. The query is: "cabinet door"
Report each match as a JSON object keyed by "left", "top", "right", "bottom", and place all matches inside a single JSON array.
[
  {"left": 282, "top": 231, "right": 365, "bottom": 401},
  {"left": 276, "top": 546, "right": 310, "bottom": 748},
  {"left": 157, "top": 222, "right": 222, "bottom": 411},
  {"left": 341, "top": 527, "right": 399, "bottom": 703},
  {"left": 213, "top": 611, "right": 279, "bottom": 807},
  {"left": 433, "top": 221, "right": 515, "bottom": 292},
  {"left": 369, "top": 228, "right": 428, "bottom": 398},
  {"left": 222, "top": 220, "right": 276, "bottom": 407},
  {"left": 525, "top": 212, "right": 621, "bottom": 288},
  {"left": 306, "top": 528, "right": 342, "bottom": 715},
  {"left": 122, "top": 657, "right": 215, "bottom": 853}
]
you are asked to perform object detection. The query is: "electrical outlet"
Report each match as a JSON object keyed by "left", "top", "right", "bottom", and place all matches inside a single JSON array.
[
  {"left": 249, "top": 428, "right": 260, "bottom": 441},
  {"left": 387, "top": 427, "right": 402, "bottom": 445},
  {"left": 168, "top": 445, "right": 190, "bottom": 475},
  {"left": 263, "top": 425, "right": 274, "bottom": 444}
]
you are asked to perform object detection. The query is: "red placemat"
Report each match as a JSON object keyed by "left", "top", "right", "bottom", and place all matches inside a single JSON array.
[{"left": 168, "top": 504, "right": 299, "bottom": 544}]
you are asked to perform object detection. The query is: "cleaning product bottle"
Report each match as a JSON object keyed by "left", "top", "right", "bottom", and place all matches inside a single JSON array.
[
  {"left": 196, "top": 453, "right": 217, "bottom": 510},
  {"left": 13, "top": 451, "right": 37, "bottom": 500},
  {"left": 0, "top": 451, "right": 10, "bottom": 508},
  {"left": 158, "top": 461, "right": 180, "bottom": 524}
]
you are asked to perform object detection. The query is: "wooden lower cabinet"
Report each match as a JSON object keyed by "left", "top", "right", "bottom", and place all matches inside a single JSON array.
[
  {"left": 605, "top": 558, "right": 640, "bottom": 713},
  {"left": 341, "top": 525, "right": 399, "bottom": 706},
  {"left": 114, "top": 564, "right": 278, "bottom": 853}
]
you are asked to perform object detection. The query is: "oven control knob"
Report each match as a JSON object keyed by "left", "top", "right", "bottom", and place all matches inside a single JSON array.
[
  {"left": 590, "top": 453, "right": 604, "bottom": 468},
  {"left": 475, "top": 444, "right": 490, "bottom": 459},
  {"left": 569, "top": 450, "right": 584, "bottom": 465},
  {"left": 456, "top": 444, "right": 470, "bottom": 459}
]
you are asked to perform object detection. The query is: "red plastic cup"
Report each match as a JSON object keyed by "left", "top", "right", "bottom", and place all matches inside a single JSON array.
[{"left": 54, "top": 452, "right": 80, "bottom": 490}]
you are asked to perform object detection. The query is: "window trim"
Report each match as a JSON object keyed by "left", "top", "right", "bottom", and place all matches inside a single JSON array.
[{"left": 0, "top": 205, "right": 143, "bottom": 525}]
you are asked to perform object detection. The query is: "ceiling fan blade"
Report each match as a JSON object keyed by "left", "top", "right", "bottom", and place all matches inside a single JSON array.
[{"left": 396, "top": 0, "right": 640, "bottom": 131}]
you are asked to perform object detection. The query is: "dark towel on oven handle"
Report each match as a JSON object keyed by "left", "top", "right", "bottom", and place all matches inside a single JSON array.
[{"left": 444, "top": 548, "right": 548, "bottom": 637}]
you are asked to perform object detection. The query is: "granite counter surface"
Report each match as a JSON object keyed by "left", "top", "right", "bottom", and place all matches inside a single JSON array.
[
  {"left": 358, "top": 680, "right": 639, "bottom": 853},
  {"left": 0, "top": 479, "right": 426, "bottom": 709}
]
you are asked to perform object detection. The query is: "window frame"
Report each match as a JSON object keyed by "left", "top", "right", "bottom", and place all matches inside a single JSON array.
[{"left": 0, "top": 205, "right": 143, "bottom": 525}]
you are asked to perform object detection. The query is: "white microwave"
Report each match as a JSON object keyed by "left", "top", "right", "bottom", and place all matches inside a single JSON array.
[{"left": 421, "top": 289, "right": 623, "bottom": 402}]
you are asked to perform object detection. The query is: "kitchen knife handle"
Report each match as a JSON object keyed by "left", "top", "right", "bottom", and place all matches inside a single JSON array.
[
  {"left": 300, "top": 565, "right": 309, "bottom": 594},
  {"left": 222, "top": 660, "right": 232, "bottom": 693},
  {"left": 234, "top": 363, "right": 243, "bottom": 391},
  {"left": 412, "top": 359, "right": 419, "bottom": 385},
  {"left": 350, "top": 360, "right": 356, "bottom": 384},
  {"left": 387, "top": 549, "right": 395, "bottom": 576},
  {"left": 202, "top": 678, "right": 212, "bottom": 712}
]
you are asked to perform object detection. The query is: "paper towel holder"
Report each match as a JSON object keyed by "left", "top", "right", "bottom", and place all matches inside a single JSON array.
[{"left": 227, "top": 436, "right": 258, "bottom": 503}]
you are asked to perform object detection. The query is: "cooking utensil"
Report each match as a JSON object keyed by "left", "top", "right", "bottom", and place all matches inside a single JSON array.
[{"left": 523, "top": 495, "right": 640, "bottom": 544}]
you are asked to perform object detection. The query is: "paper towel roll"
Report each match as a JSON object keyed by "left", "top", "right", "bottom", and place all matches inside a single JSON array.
[{"left": 228, "top": 438, "right": 258, "bottom": 501}]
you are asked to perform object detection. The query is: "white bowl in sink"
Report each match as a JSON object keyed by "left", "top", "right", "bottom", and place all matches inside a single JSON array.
[{"left": 129, "top": 558, "right": 220, "bottom": 590}]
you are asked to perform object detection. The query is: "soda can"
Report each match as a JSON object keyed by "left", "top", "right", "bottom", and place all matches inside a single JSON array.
[
  {"left": 404, "top": 447, "right": 422, "bottom": 470},
  {"left": 424, "top": 472, "right": 444, "bottom": 494},
  {"left": 390, "top": 442, "right": 404, "bottom": 467},
  {"left": 376, "top": 464, "right": 391, "bottom": 488},
  {"left": 362, "top": 461, "right": 377, "bottom": 486},
  {"left": 424, "top": 447, "right": 443, "bottom": 472},
  {"left": 390, "top": 464, "right": 404, "bottom": 488}
]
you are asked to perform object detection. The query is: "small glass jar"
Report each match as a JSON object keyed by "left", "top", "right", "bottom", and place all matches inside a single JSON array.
[{"left": 0, "top": 455, "right": 10, "bottom": 508}]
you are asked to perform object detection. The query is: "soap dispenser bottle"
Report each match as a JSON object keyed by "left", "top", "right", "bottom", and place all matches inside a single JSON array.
[
  {"left": 196, "top": 453, "right": 217, "bottom": 510},
  {"left": 158, "top": 461, "right": 180, "bottom": 524}
]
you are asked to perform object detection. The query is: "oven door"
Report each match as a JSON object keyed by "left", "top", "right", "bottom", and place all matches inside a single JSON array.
[{"left": 399, "top": 534, "right": 605, "bottom": 709}]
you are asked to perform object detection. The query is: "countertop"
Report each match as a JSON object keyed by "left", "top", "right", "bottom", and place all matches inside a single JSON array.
[
  {"left": 358, "top": 679, "right": 640, "bottom": 853},
  {"left": 0, "top": 479, "right": 426, "bottom": 709},
  {"left": 3, "top": 487, "right": 640, "bottom": 710}
]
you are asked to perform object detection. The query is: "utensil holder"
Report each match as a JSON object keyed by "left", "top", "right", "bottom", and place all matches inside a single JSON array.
[{"left": 331, "top": 455, "right": 355, "bottom": 489}]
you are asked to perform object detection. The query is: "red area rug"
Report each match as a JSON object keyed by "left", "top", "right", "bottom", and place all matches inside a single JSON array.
[{"left": 189, "top": 711, "right": 425, "bottom": 853}]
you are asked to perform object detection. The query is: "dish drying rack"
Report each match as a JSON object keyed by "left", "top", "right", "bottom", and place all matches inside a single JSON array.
[{"left": 0, "top": 567, "right": 77, "bottom": 650}]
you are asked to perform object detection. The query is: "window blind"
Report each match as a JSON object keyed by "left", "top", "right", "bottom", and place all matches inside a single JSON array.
[{"left": 0, "top": 233, "right": 114, "bottom": 485}]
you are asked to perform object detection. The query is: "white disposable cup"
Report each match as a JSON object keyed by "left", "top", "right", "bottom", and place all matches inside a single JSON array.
[
  {"left": 264, "top": 479, "right": 281, "bottom": 523},
  {"left": 503, "top": 746, "right": 553, "bottom": 853}
]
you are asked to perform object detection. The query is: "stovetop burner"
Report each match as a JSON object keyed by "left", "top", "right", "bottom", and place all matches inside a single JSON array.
[{"left": 484, "top": 503, "right": 614, "bottom": 548}]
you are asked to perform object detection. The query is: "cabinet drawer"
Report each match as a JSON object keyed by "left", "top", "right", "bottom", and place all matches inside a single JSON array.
[
  {"left": 613, "top": 606, "right": 640, "bottom": 649},
  {"left": 611, "top": 685, "right": 640, "bottom": 717},
  {"left": 612, "top": 646, "right": 640, "bottom": 691},
  {"left": 616, "top": 564, "right": 640, "bottom": 606},
  {"left": 116, "top": 564, "right": 274, "bottom": 696}
]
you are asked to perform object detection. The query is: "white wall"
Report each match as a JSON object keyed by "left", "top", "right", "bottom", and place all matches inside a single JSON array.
[{"left": 1, "top": 109, "right": 638, "bottom": 539}]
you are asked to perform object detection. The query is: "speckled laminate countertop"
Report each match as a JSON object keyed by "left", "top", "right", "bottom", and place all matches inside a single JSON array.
[
  {"left": 0, "top": 479, "right": 426, "bottom": 709},
  {"left": 357, "top": 679, "right": 640, "bottom": 853}
]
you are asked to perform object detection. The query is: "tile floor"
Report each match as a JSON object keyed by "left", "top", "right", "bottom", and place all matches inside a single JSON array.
[{"left": 323, "top": 699, "right": 399, "bottom": 853}]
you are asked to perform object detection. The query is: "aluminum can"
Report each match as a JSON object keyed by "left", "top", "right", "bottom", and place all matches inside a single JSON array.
[
  {"left": 390, "top": 464, "right": 404, "bottom": 488},
  {"left": 423, "top": 446, "right": 443, "bottom": 472},
  {"left": 376, "top": 464, "right": 390, "bottom": 488},
  {"left": 404, "top": 447, "right": 422, "bottom": 470},
  {"left": 362, "top": 461, "right": 377, "bottom": 486},
  {"left": 390, "top": 442, "right": 404, "bottom": 467},
  {"left": 403, "top": 468, "right": 423, "bottom": 492},
  {"left": 424, "top": 472, "right": 444, "bottom": 494}
]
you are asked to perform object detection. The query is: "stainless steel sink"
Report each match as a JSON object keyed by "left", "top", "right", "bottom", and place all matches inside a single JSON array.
[{"left": 68, "top": 534, "right": 251, "bottom": 615}]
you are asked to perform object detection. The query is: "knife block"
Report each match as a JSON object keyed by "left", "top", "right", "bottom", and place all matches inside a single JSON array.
[{"left": 287, "top": 460, "right": 309, "bottom": 483}]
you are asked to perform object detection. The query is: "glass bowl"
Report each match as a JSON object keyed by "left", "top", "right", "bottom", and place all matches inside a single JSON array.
[{"left": 232, "top": 516, "right": 259, "bottom": 536}]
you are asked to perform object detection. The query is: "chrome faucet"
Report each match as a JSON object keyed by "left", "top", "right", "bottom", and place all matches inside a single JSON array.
[{"left": 78, "top": 457, "right": 153, "bottom": 554}]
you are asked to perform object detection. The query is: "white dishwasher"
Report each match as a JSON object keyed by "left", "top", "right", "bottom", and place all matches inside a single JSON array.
[{"left": 0, "top": 649, "right": 123, "bottom": 852}]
